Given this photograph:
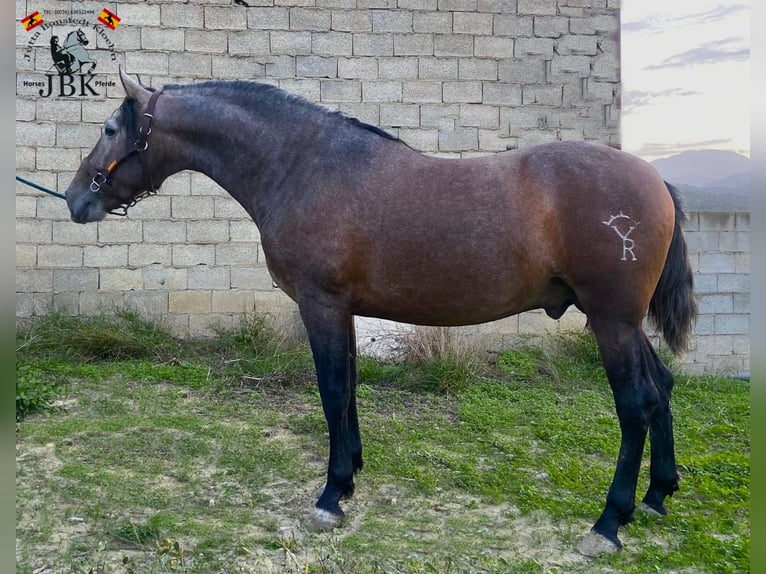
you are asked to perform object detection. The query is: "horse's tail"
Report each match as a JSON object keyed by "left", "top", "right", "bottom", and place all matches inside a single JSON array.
[{"left": 647, "top": 181, "right": 697, "bottom": 356}]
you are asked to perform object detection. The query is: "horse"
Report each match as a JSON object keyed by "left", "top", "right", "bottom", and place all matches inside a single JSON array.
[
  {"left": 64, "top": 68, "right": 696, "bottom": 556},
  {"left": 60, "top": 29, "right": 96, "bottom": 75}
]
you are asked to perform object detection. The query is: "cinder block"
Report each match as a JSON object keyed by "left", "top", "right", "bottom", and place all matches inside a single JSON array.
[
  {"left": 78, "top": 292, "right": 125, "bottom": 315},
  {"left": 16, "top": 269, "right": 53, "bottom": 292},
  {"left": 169, "top": 290, "right": 212, "bottom": 314},
  {"left": 321, "top": 79, "right": 362, "bottom": 101},
  {"left": 84, "top": 245, "right": 129, "bottom": 268},
  {"left": 517, "top": 0, "right": 556, "bottom": 15},
  {"left": 270, "top": 31, "right": 313, "bottom": 55},
  {"left": 372, "top": 10, "right": 412, "bottom": 32},
  {"left": 353, "top": 34, "right": 394, "bottom": 56},
  {"left": 458, "top": 59, "right": 497, "bottom": 80},
  {"left": 693, "top": 273, "right": 718, "bottom": 294},
  {"left": 514, "top": 37, "right": 554, "bottom": 58},
  {"left": 551, "top": 55, "right": 594, "bottom": 77},
  {"left": 394, "top": 34, "right": 433, "bottom": 56},
  {"left": 453, "top": 12, "right": 493, "bottom": 35},
  {"left": 697, "top": 294, "right": 733, "bottom": 314},
  {"left": 518, "top": 309, "right": 559, "bottom": 334},
  {"left": 53, "top": 269, "right": 99, "bottom": 291},
  {"left": 99, "top": 268, "right": 144, "bottom": 291},
  {"left": 205, "top": 7, "right": 248, "bottom": 30},
  {"left": 312, "top": 32, "right": 353, "bottom": 55},
  {"left": 714, "top": 314, "right": 749, "bottom": 336},
  {"left": 733, "top": 293, "right": 749, "bottom": 314},
  {"left": 459, "top": 104, "right": 498, "bottom": 128},
  {"left": 36, "top": 195, "right": 71, "bottom": 220},
  {"left": 216, "top": 243, "right": 259, "bottom": 265},
  {"left": 434, "top": 34, "right": 473, "bottom": 57},
  {"left": 734, "top": 253, "right": 749, "bottom": 273},
  {"left": 16, "top": 220, "right": 52, "bottom": 244},
  {"left": 169, "top": 52, "right": 213, "bottom": 77},
  {"left": 279, "top": 78, "right": 322, "bottom": 101},
  {"left": 438, "top": 0, "right": 477, "bottom": 10},
  {"left": 171, "top": 197, "right": 215, "bottom": 219},
  {"left": 380, "top": 103, "right": 420, "bottom": 126},
  {"left": 399, "top": 0, "right": 438, "bottom": 9},
  {"left": 141, "top": 27, "right": 185, "bottom": 51},
  {"left": 484, "top": 83, "right": 522, "bottom": 105},
  {"left": 172, "top": 245, "right": 216, "bottom": 266},
  {"left": 478, "top": 128, "right": 511, "bottom": 151},
  {"left": 187, "top": 221, "right": 231, "bottom": 243},
  {"left": 297, "top": 55, "right": 338, "bottom": 77},
  {"left": 493, "top": 14, "right": 532, "bottom": 37},
  {"left": 229, "top": 30, "right": 271, "bottom": 55},
  {"left": 231, "top": 267, "right": 278, "bottom": 290},
  {"left": 97, "top": 221, "right": 143, "bottom": 243},
  {"left": 51, "top": 293, "right": 78, "bottom": 316},
  {"left": 420, "top": 103, "right": 459, "bottom": 127},
  {"left": 736, "top": 213, "right": 750, "bottom": 231},
  {"left": 718, "top": 273, "right": 749, "bottom": 293},
  {"left": 438, "top": 127, "right": 478, "bottom": 151},
  {"left": 125, "top": 51, "right": 170, "bottom": 76},
  {"left": 16, "top": 244, "right": 36, "bottom": 268},
  {"left": 522, "top": 84, "right": 563, "bottom": 105},
  {"left": 413, "top": 12, "right": 452, "bottom": 33},
  {"left": 699, "top": 252, "right": 736, "bottom": 274},
  {"left": 290, "top": 8, "right": 332, "bottom": 30},
  {"left": 184, "top": 30, "right": 228, "bottom": 54},
  {"left": 37, "top": 245, "right": 83, "bottom": 268},
  {"left": 339, "top": 102, "right": 381, "bottom": 124},
  {"left": 338, "top": 57, "right": 378, "bottom": 79},
  {"left": 534, "top": 16, "right": 569, "bottom": 37},
  {"left": 556, "top": 35, "right": 599, "bottom": 56},
  {"left": 188, "top": 267, "right": 231, "bottom": 290},
  {"left": 17, "top": 293, "right": 54, "bottom": 317},
  {"left": 379, "top": 57, "right": 419, "bottom": 79},
  {"left": 398, "top": 128, "right": 439, "bottom": 151},
  {"left": 332, "top": 10, "right": 372, "bottom": 32},
  {"left": 211, "top": 290, "right": 258, "bottom": 313},
  {"left": 161, "top": 4, "right": 205, "bottom": 28},
  {"left": 16, "top": 146, "right": 35, "bottom": 171},
  {"left": 16, "top": 122, "right": 56, "bottom": 147},
  {"left": 419, "top": 57, "right": 458, "bottom": 80},
  {"left": 362, "top": 81, "right": 402, "bottom": 102},
  {"left": 719, "top": 232, "right": 749, "bottom": 252},
  {"left": 125, "top": 291, "right": 169, "bottom": 317},
  {"left": 114, "top": 3, "right": 161, "bottom": 26},
  {"left": 143, "top": 220, "right": 187, "bottom": 243},
  {"left": 402, "top": 81, "right": 442, "bottom": 103},
  {"left": 143, "top": 267, "right": 188, "bottom": 291},
  {"left": 215, "top": 198, "right": 251, "bottom": 220},
  {"left": 52, "top": 221, "right": 98, "bottom": 245},
  {"left": 443, "top": 81, "right": 482, "bottom": 103},
  {"left": 35, "top": 99, "right": 81, "bottom": 123},
  {"left": 129, "top": 244, "right": 173, "bottom": 267},
  {"left": 16, "top": 195, "right": 37, "bottom": 218}
]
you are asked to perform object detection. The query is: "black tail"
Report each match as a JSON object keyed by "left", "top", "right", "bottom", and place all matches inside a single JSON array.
[{"left": 647, "top": 182, "right": 697, "bottom": 356}]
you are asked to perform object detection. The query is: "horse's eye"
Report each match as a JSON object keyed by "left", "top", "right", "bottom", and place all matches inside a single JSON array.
[{"left": 104, "top": 125, "right": 117, "bottom": 137}]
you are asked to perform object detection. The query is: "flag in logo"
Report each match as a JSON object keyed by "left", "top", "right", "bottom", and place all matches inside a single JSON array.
[
  {"left": 21, "top": 11, "right": 44, "bottom": 31},
  {"left": 97, "top": 7, "right": 121, "bottom": 30}
]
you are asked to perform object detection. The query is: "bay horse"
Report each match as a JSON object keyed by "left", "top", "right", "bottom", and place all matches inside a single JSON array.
[{"left": 64, "top": 69, "right": 696, "bottom": 555}]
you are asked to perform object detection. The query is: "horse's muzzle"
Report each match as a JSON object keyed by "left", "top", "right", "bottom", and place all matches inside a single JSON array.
[{"left": 66, "top": 187, "right": 107, "bottom": 223}]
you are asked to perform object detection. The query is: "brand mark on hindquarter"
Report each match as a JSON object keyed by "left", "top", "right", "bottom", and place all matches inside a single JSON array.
[{"left": 602, "top": 212, "right": 640, "bottom": 261}]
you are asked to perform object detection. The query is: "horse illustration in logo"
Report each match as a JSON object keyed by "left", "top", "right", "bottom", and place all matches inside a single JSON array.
[{"left": 50, "top": 29, "right": 96, "bottom": 75}]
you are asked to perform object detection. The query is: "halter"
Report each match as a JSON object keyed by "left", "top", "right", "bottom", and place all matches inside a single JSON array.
[{"left": 88, "top": 89, "right": 162, "bottom": 216}]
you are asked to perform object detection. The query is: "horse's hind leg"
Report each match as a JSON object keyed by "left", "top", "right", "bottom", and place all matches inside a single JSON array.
[
  {"left": 640, "top": 339, "right": 679, "bottom": 514},
  {"left": 578, "top": 316, "right": 660, "bottom": 556},
  {"left": 347, "top": 316, "right": 364, "bottom": 474}
]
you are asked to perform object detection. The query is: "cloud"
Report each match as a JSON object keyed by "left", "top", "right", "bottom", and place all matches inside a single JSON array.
[
  {"left": 621, "top": 3, "right": 748, "bottom": 34},
  {"left": 645, "top": 37, "right": 749, "bottom": 69},
  {"left": 621, "top": 88, "right": 701, "bottom": 114},
  {"left": 635, "top": 139, "right": 734, "bottom": 158}
]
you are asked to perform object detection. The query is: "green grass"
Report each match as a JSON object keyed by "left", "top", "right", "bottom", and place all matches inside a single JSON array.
[{"left": 15, "top": 314, "right": 749, "bottom": 573}]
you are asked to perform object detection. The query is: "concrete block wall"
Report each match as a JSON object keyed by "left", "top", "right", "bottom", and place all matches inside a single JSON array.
[{"left": 19, "top": 1, "right": 749, "bottom": 374}]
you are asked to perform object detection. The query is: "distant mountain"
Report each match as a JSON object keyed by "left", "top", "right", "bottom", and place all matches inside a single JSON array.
[
  {"left": 650, "top": 149, "right": 749, "bottom": 188},
  {"left": 650, "top": 150, "right": 749, "bottom": 212}
]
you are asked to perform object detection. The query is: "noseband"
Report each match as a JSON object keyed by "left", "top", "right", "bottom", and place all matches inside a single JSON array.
[{"left": 88, "top": 89, "right": 162, "bottom": 216}]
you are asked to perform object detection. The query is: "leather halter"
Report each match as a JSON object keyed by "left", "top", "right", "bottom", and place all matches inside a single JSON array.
[{"left": 88, "top": 89, "right": 162, "bottom": 216}]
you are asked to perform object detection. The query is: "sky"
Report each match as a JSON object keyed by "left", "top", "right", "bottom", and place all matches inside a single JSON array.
[{"left": 620, "top": 0, "right": 750, "bottom": 161}]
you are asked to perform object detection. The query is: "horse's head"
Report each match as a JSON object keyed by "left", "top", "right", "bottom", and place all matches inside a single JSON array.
[
  {"left": 75, "top": 28, "right": 89, "bottom": 45},
  {"left": 66, "top": 69, "right": 159, "bottom": 223}
]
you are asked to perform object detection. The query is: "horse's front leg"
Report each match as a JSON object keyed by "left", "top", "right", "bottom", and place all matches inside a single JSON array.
[{"left": 299, "top": 299, "right": 357, "bottom": 529}]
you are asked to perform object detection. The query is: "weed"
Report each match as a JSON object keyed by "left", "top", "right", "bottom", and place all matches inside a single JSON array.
[{"left": 16, "top": 363, "right": 61, "bottom": 421}]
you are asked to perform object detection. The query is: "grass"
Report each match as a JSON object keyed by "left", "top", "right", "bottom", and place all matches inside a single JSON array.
[{"left": 15, "top": 312, "right": 749, "bottom": 573}]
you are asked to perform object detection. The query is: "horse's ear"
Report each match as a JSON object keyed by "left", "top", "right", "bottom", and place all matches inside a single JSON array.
[{"left": 119, "top": 66, "right": 151, "bottom": 108}]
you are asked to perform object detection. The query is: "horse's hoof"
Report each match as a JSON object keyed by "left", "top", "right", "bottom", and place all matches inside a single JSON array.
[
  {"left": 638, "top": 501, "right": 666, "bottom": 517},
  {"left": 307, "top": 508, "right": 344, "bottom": 531},
  {"left": 577, "top": 531, "right": 621, "bottom": 557}
]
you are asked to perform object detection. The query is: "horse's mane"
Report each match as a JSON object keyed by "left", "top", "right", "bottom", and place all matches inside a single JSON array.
[{"left": 161, "top": 80, "right": 404, "bottom": 144}]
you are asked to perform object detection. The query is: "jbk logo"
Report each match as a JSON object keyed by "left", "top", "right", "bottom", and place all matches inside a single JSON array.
[{"left": 19, "top": 10, "right": 120, "bottom": 98}]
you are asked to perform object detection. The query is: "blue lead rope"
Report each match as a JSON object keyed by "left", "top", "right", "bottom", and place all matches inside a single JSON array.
[{"left": 16, "top": 175, "right": 67, "bottom": 200}]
